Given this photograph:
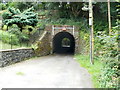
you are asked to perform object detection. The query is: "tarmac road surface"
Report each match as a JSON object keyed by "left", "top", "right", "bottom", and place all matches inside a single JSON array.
[{"left": 0, "top": 54, "right": 93, "bottom": 88}]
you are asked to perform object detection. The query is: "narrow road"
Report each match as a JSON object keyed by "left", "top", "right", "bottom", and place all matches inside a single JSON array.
[{"left": 0, "top": 55, "right": 93, "bottom": 88}]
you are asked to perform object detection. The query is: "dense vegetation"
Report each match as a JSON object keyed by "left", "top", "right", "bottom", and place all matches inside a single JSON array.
[
  {"left": 2, "top": 7, "right": 38, "bottom": 32},
  {"left": 0, "top": 1, "right": 119, "bottom": 88}
]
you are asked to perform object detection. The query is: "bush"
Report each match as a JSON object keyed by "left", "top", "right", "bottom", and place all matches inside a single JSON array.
[
  {"left": 79, "top": 31, "right": 90, "bottom": 54},
  {"left": 0, "top": 3, "right": 7, "bottom": 10},
  {"left": 2, "top": 25, "right": 8, "bottom": 31},
  {"left": 99, "top": 57, "right": 119, "bottom": 88},
  {"left": 94, "top": 31, "right": 118, "bottom": 57},
  {"left": 8, "top": 25, "right": 29, "bottom": 42},
  {"left": 0, "top": 30, "right": 19, "bottom": 45},
  {"left": 94, "top": 31, "right": 119, "bottom": 88}
]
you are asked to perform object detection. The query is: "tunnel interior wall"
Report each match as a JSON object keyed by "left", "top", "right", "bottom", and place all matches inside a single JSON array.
[{"left": 53, "top": 31, "right": 75, "bottom": 54}]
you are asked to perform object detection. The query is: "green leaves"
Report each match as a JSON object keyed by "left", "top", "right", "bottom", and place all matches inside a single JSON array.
[
  {"left": 2, "top": 7, "right": 38, "bottom": 32},
  {"left": 0, "top": 30, "right": 19, "bottom": 45},
  {"left": 2, "top": 12, "right": 12, "bottom": 19},
  {"left": 95, "top": 31, "right": 118, "bottom": 57},
  {"left": 99, "top": 57, "right": 119, "bottom": 88},
  {"left": 94, "top": 31, "right": 119, "bottom": 88}
]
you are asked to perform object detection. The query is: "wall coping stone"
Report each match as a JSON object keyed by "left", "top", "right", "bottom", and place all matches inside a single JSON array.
[{"left": 0, "top": 48, "right": 33, "bottom": 52}]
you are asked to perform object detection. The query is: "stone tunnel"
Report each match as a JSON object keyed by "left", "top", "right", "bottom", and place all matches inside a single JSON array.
[
  {"left": 53, "top": 31, "right": 75, "bottom": 54},
  {"left": 46, "top": 25, "right": 80, "bottom": 54}
]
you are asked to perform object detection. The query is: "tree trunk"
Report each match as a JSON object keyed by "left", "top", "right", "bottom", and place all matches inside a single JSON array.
[
  {"left": 20, "top": 27, "right": 23, "bottom": 32},
  {"left": 108, "top": 0, "right": 111, "bottom": 35}
]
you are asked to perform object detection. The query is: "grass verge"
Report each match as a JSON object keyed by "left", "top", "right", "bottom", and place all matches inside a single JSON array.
[
  {"left": 0, "top": 41, "right": 30, "bottom": 50},
  {"left": 0, "top": 41, "right": 19, "bottom": 50},
  {"left": 75, "top": 54, "right": 103, "bottom": 88}
]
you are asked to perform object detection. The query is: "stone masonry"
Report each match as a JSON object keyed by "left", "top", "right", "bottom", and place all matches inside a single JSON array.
[
  {"left": 34, "top": 31, "right": 51, "bottom": 56},
  {"left": 0, "top": 48, "right": 34, "bottom": 67}
]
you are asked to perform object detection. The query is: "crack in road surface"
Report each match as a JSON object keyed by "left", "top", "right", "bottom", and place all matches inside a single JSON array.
[{"left": 0, "top": 55, "right": 93, "bottom": 88}]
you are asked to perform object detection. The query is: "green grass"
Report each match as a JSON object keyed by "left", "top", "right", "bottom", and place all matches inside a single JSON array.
[
  {"left": 75, "top": 54, "right": 103, "bottom": 88},
  {"left": 0, "top": 40, "right": 29, "bottom": 50},
  {"left": 16, "top": 72, "right": 25, "bottom": 76}
]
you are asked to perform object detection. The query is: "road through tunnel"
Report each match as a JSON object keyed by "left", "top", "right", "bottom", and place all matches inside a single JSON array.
[{"left": 53, "top": 31, "right": 75, "bottom": 54}]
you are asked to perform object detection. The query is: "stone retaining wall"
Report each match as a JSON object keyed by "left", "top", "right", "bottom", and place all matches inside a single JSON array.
[
  {"left": 0, "top": 48, "right": 34, "bottom": 67},
  {"left": 0, "top": 31, "right": 51, "bottom": 67}
]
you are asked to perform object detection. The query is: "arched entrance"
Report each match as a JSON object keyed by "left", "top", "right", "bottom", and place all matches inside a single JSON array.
[{"left": 53, "top": 31, "right": 75, "bottom": 54}]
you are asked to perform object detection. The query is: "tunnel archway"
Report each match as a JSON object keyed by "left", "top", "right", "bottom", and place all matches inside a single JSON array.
[{"left": 53, "top": 31, "right": 75, "bottom": 54}]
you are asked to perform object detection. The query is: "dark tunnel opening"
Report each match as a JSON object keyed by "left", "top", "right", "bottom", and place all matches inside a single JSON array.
[{"left": 53, "top": 31, "right": 75, "bottom": 54}]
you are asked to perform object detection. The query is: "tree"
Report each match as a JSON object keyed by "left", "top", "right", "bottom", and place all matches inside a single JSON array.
[
  {"left": 45, "top": 2, "right": 84, "bottom": 19},
  {"left": 2, "top": 7, "right": 38, "bottom": 32},
  {"left": 108, "top": 0, "right": 111, "bottom": 35}
]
